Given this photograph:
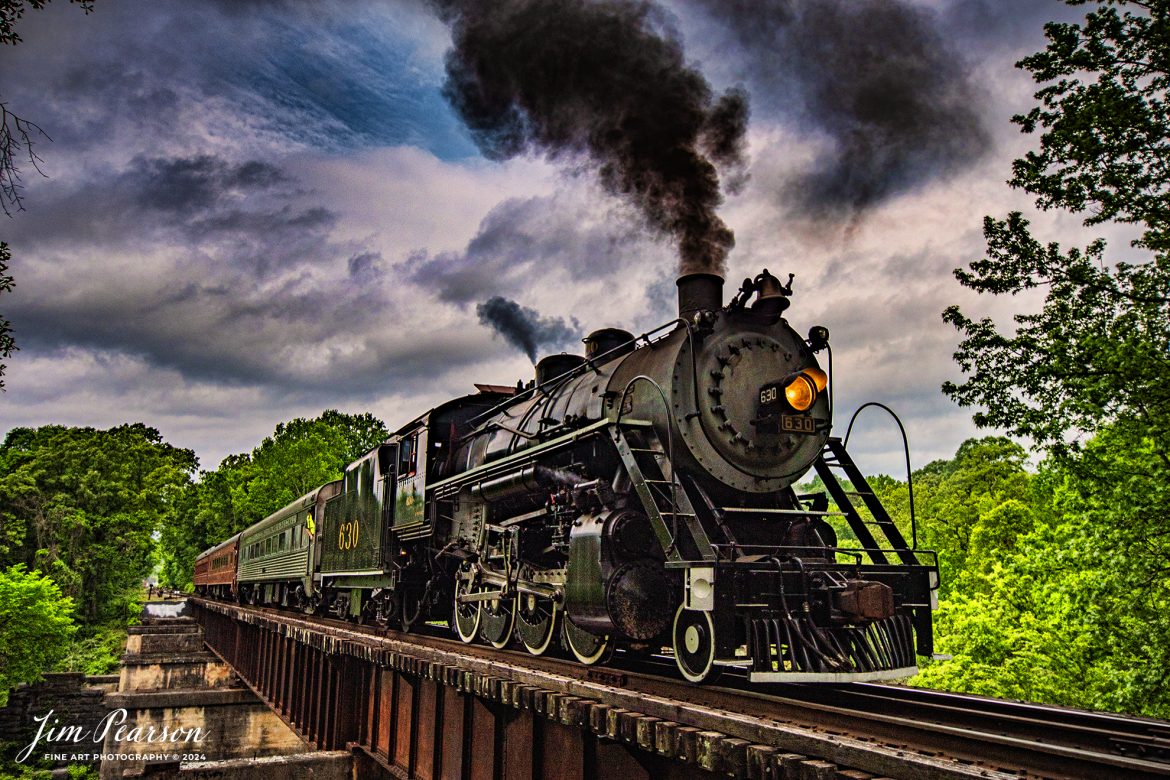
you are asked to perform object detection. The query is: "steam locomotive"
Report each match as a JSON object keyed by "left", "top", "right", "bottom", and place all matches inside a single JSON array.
[{"left": 195, "top": 271, "right": 939, "bottom": 683}]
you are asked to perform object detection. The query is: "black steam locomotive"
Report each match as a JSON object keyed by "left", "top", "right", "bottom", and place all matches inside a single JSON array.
[{"left": 196, "top": 271, "right": 938, "bottom": 683}]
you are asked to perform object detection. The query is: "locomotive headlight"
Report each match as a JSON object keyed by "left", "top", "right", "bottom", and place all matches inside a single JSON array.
[
  {"left": 784, "top": 373, "right": 818, "bottom": 411},
  {"left": 779, "top": 368, "right": 827, "bottom": 412},
  {"left": 803, "top": 366, "right": 828, "bottom": 392}
]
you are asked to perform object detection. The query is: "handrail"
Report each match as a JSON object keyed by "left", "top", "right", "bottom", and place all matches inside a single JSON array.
[{"left": 843, "top": 403, "right": 918, "bottom": 550}]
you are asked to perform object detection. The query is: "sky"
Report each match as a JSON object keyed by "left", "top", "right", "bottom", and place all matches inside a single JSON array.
[{"left": 0, "top": 0, "right": 1100, "bottom": 477}]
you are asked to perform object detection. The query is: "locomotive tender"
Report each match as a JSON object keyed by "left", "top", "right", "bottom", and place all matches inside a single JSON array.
[{"left": 195, "top": 271, "right": 939, "bottom": 683}]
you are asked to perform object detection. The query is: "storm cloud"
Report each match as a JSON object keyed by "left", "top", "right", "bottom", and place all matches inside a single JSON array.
[
  {"left": 4, "top": 150, "right": 408, "bottom": 394},
  {"left": 407, "top": 191, "right": 667, "bottom": 305}
]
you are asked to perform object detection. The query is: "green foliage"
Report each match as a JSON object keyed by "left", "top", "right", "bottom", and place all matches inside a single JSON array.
[
  {"left": 0, "top": 564, "right": 76, "bottom": 698},
  {"left": 909, "top": 438, "right": 1034, "bottom": 596},
  {"left": 55, "top": 623, "right": 128, "bottom": 675},
  {"left": 0, "top": 743, "right": 99, "bottom": 779},
  {"left": 1013, "top": 0, "right": 1170, "bottom": 249},
  {"left": 0, "top": 423, "right": 196, "bottom": 623},
  {"left": 943, "top": 0, "right": 1170, "bottom": 462},
  {"left": 929, "top": 1, "right": 1170, "bottom": 717},
  {"left": 156, "top": 410, "right": 387, "bottom": 587},
  {"left": 902, "top": 430, "right": 1170, "bottom": 718}
]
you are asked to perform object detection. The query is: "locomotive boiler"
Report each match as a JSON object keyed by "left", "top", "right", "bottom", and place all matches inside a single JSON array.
[{"left": 196, "top": 269, "right": 939, "bottom": 683}]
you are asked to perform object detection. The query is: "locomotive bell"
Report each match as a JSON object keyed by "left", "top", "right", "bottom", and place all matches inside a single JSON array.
[{"left": 751, "top": 269, "right": 792, "bottom": 315}]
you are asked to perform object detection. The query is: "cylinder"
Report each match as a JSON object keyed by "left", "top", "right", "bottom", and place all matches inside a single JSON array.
[{"left": 677, "top": 273, "right": 724, "bottom": 321}]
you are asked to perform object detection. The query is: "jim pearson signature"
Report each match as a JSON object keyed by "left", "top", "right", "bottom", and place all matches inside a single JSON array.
[{"left": 15, "top": 708, "right": 207, "bottom": 763}]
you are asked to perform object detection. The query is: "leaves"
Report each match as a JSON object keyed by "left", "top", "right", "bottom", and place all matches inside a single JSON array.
[
  {"left": 0, "top": 243, "right": 14, "bottom": 390},
  {"left": 944, "top": 0, "right": 1170, "bottom": 463},
  {"left": 0, "top": 423, "right": 196, "bottom": 623},
  {"left": 155, "top": 409, "right": 388, "bottom": 587},
  {"left": 0, "top": 564, "right": 76, "bottom": 696},
  {"left": 900, "top": 429, "right": 1170, "bottom": 718}
]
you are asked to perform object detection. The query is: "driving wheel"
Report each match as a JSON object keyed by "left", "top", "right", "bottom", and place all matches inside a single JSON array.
[
  {"left": 478, "top": 589, "right": 516, "bottom": 649},
  {"left": 516, "top": 594, "right": 560, "bottom": 656},
  {"left": 564, "top": 617, "right": 611, "bottom": 665},
  {"left": 453, "top": 573, "right": 480, "bottom": 644}
]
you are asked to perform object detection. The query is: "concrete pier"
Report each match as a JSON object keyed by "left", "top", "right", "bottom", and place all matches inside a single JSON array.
[{"left": 99, "top": 601, "right": 343, "bottom": 779}]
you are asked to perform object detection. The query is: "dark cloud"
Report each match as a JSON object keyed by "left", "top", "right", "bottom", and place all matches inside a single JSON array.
[
  {"left": 476, "top": 296, "right": 579, "bottom": 362},
  {"left": 407, "top": 193, "right": 666, "bottom": 305},
  {"left": 430, "top": 0, "right": 748, "bottom": 275},
  {"left": 688, "top": 0, "right": 991, "bottom": 219},
  {"left": 0, "top": 0, "right": 473, "bottom": 160},
  {"left": 939, "top": 0, "right": 1083, "bottom": 52},
  {"left": 132, "top": 156, "right": 286, "bottom": 213},
  {"left": 347, "top": 251, "right": 382, "bottom": 280},
  {"left": 2, "top": 152, "right": 406, "bottom": 394}
]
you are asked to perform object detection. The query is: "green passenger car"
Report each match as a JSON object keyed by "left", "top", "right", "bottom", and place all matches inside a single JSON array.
[{"left": 237, "top": 481, "right": 341, "bottom": 607}]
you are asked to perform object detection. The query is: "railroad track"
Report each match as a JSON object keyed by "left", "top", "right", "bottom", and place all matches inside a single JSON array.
[{"left": 194, "top": 598, "right": 1170, "bottom": 779}]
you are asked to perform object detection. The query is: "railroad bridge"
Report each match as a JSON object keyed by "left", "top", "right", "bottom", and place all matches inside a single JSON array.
[{"left": 188, "top": 598, "right": 1170, "bottom": 780}]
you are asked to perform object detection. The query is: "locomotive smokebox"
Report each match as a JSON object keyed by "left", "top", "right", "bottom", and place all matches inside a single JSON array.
[{"left": 677, "top": 273, "right": 724, "bottom": 322}]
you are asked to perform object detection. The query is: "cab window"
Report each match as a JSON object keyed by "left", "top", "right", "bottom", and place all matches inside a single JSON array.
[{"left": 398, "top": 433, "right": 418, "bottom": 477}]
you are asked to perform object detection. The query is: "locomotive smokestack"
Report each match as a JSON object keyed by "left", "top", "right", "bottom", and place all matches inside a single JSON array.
[{"left": 677, "top": 273, "right": 724, "bottom": 322}]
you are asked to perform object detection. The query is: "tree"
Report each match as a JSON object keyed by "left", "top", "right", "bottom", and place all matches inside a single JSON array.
[
  {"left": 0, "top": 564, "right": 76, "bottom": 700},
  {"left": 933, "top": 1, "right": 1170, "bottom": 717},
  {"left": 942, "top": 0, "right": 1170, "bottom": 463},
  {"left": 912, "top": 433, "right": 1170, "bottom": 718},
  {"left": 0, "top": 242, "right": 13, "bottom": 389},
  {"left": 0, "top": 423, "right": 196, "bottom": 622},
  {"left": 156, "top": 410, "right": 388, "bottom": 587}
]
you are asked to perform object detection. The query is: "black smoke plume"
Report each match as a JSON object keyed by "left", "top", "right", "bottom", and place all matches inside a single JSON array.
[
  {"left": 692, "top": 0, "right": 989, "bottom": 218},
  {"left": 476, "top": 296, "right": 579, "bottom": 362},
  {"left": 430, "top": 0, "right": 748, "bottom": 275}
]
